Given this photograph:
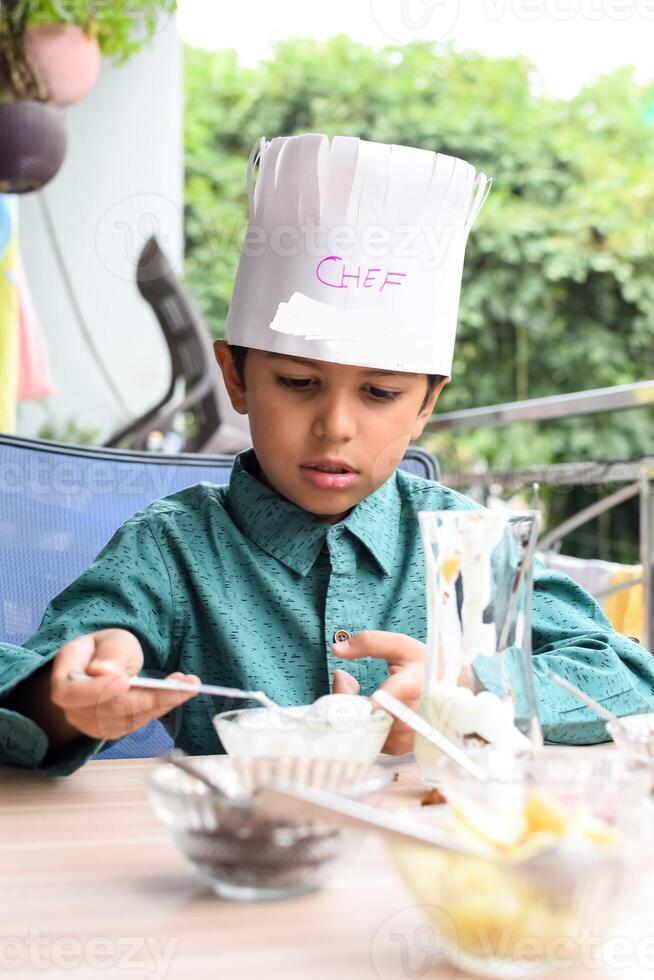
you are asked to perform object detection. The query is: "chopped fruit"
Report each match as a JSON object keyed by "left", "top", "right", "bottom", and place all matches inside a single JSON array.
[
  {"left": 583, "top": 815, "right": 617, "bottom": 848},
  {"left": 450, "top": 796, "right": 527, "bottom": 851},
  {"left": 525, "top": 790, "right": 571, "bottom": 837},
  {"left": 390, "top": 787, "right": 624, "bottom": 973},
  {"left": 440, "top": 554, "right": 461, "bottom": 582},
  {"left": 448, "top": 789, "right": 617, "bottom": 858}
]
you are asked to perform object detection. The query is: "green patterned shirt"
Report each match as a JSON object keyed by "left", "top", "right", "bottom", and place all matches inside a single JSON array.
[{"left": 1, "top": 449, "right": 653, "bottom": 774}]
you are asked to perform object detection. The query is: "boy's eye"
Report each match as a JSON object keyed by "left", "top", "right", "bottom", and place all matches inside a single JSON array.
[
  {"left": 276, "top": 375, "right": 317, "bottom": 390},
  {"left": 275, "top": 376, "right": 402, "bottom": 401},
  {"left": 366, "top": 386, "right": 402, "bottom": 402}
]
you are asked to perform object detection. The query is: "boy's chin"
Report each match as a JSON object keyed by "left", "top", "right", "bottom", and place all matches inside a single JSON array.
[{"left": 294, "top": 486, "right": 363, "bottom": 521}]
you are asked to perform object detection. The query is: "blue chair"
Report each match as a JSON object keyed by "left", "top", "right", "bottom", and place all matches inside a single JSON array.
[{"left": 0, "top": 435, "right": 439, "bottom": 758}]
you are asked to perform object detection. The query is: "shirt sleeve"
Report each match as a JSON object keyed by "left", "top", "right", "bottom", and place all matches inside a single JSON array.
[
  {"left": 474, "top": 559, "right": 654, "bottom": 744},
  {"left": 0, "top": 514, "right": 176, "bottom": 775}
]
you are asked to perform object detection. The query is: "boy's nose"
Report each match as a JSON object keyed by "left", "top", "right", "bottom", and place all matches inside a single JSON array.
[{"left": 311, "top": 397, "right": 357, "bottom": 443}]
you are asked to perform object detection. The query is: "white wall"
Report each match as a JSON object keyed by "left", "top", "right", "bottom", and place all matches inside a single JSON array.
[{"left": 17, "top": 17, "right": 183, "bottom": 443}]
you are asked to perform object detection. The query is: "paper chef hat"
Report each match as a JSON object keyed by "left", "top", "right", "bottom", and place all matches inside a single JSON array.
[{"left": 225, "top": 133, "right": 491, "bottom": 375}]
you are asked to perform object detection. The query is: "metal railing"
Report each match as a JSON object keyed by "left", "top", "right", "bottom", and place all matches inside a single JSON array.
[{"left": 425, "top": 380, "right": 654, "bottom": 650}]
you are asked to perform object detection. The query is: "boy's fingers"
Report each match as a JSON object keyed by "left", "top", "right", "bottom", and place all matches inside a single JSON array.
[
  {"left": 64, "top": 673, "right": 200, "bottom": 738},
  {"left": 52, "top": 637, "right": 132, "bottom": 708},
  {"left": 332, "top": 669, "right": 360, "bottom": 695},
  {"left": 332, "top": 631, "right": 425, "bottom": 667},
  {"left": 86, "top": 629, "right": 144, "bottom": 676},
  {"left": 377, "top": 661, "right": 423, "bottom": 704}
]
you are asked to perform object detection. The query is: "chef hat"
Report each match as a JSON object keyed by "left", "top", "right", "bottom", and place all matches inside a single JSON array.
[{"left": 225, "top": 133, "right": 490, "bottom": 375}]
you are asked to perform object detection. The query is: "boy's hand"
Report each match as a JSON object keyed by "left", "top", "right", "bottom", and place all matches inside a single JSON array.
[
  {"left": 332, "top": 631, "right": 425, "bottom": 755},
  {"left": 50, "top": 629, "right": 200, "bottom": 742}
]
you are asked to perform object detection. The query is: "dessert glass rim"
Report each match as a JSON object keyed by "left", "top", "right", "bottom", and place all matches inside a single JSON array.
[{"left": 148, "top": 756, "right": 392, "bottom": 808}]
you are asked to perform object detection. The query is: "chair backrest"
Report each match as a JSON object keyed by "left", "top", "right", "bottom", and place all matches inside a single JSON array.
[
  {"left": 0, "top": 436, "right": 439, "bottom": 758},
  {"left": 135, "top": 237, "right": 251, "bottom": 453}
]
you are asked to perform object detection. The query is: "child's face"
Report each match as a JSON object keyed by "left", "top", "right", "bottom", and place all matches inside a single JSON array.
[{"left": 215, "top": 342, "right": 447, "bottom": 523}]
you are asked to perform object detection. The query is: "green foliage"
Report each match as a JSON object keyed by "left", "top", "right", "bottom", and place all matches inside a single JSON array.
[
  {"left": 26, "top": 0, "right": 177, "bottom": 62},
  {"left": 184, "top": 37, "right": 654, "bottom": 561},
  {"left": 36, "top": 414, "right": 101, "bottom": 445}
]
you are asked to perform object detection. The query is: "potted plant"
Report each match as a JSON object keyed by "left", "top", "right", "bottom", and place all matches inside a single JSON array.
[
  {"left": 0, "top": 0, "right": 66, "bottom": 192},
  {"left": 0, "top": 0, "right": 177, "bottom": 193},
  {"left": 25, "top": 0, "right": 178, "bottom": 106}
]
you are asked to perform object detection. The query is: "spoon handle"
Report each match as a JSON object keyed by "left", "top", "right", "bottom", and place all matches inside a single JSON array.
[
  {"left": 371, "top": 689, "right": 488, "bottom": 782},
  {"left": 257, "top": 781, "right": 470, "bottom": 853},
  {"left": 67, "top": 672, "right": 279, "bottom": 709}
]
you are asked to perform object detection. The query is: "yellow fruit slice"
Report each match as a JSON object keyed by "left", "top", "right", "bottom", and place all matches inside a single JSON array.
[
  {"left": 450, "top": 796, "right": 527, "bottom": 852},
  {"left": 440, "top": 554, "right": 461, "bottom": 582},
  {"left": 525, "top": 790, "right": 572, "bottom": 837}
]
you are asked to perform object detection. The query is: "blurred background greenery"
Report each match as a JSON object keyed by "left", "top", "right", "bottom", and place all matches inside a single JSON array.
[{"left": 183, "top": 36, "right": 654, "bottom": 562}]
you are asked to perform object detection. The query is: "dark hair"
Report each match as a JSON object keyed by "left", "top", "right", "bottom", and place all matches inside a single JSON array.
[{"left": 228, "top": 345, "right": 445, "bottom": 412}]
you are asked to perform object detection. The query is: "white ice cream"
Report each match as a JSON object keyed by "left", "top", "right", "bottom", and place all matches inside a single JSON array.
[
  {"left": 213, "top": 693, "right": 392, "bottom": 763},
  {"left": 415, "top": 683, "right": 531, "bottom": 785}
]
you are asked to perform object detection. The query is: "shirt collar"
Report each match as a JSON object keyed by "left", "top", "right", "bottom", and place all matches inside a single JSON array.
[{"left": 224, "top": 449, "right": 400, "bottom": 577}]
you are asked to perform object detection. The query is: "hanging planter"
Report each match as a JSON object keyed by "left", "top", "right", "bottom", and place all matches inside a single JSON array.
[
  {"left": 0, "top": 1, "right": 177, "bottom": 194},
  {"left": 23, "top": 24, "right": 101, "bottom": 108},
  {"left": 0, "top": 99, "right": 66, "bottom": 194},
  {"left": 0, "top": 1, "right": 67, "bottom": 193}
]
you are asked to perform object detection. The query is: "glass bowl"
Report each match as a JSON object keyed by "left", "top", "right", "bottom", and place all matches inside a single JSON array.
[
  {"left": 390, "top": 746, "right": 654, "bottom": 977},
  {"left": 148, "top": 756, "right": 390, "bottom": 901},
  {"left": 433, "top": 745, "right": 654, "bottom": 825},
  {"left": 607, "top": 713, "right": 654, "bottom": 765},
  {"left": 213, "top": 696, "right": 393, "bottom": 764},
  {"left": 389, "top": 800, "right": 651, "bottom": 979}
]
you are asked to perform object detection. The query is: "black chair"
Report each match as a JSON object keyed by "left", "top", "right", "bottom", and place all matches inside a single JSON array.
[{"left": 105, "top": 237, "right": 251, "bottom": 454}]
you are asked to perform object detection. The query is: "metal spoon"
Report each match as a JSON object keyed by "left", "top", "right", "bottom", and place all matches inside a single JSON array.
[
  {"left": 257, "top": 779, "right": 622, "bottom": 895},
  {"left": 67, "top": 671, "right": 284, "bottom": 712},
  {"left": 371, "top": 688, "right": 488, "bottom": 782},
  {"left": 161, "top": 749, "right": 248, "bottom": 802}
]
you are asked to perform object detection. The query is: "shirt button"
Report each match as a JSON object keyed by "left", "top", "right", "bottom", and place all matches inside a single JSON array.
[{"left": 333, "top": 629, "right": 351, "bottom": 644}]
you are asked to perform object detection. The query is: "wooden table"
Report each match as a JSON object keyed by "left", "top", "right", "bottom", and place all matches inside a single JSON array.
[{"left": 1, "top": 757, "right": 652, "bottom": 980}]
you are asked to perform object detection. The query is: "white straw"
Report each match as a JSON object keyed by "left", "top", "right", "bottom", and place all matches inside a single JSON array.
[{"left": 549, "top": 673, "right": 622, "bottom": 727}]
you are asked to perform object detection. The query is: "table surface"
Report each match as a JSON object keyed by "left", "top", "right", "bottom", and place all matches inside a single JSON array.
[{"left": 1, "top": 756, "right": 652, "bottom": 980}]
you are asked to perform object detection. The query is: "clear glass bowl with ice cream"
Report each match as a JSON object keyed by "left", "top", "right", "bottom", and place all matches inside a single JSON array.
[{"left": 213, "top": 693, "right": 393, "bottom": 765}]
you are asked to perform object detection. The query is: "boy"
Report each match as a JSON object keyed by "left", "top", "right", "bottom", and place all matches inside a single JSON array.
[{"left": 1, "top": 134, "right": 653, "bottom": 775}]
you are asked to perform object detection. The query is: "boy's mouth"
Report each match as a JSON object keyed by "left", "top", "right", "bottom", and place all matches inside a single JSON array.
[{"left": 300, "top": 460, "right": 360, "bottom": 491}]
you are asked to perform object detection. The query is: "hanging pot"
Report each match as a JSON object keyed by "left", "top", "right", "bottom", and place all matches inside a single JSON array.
[
  {"left": 0, "top": 100, "right": 67, "bottom": 193},
  {"left": 23, "top": 24, "right": 101, "bottom": 108}
]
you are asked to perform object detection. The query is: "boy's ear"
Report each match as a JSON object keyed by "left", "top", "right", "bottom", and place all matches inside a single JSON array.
[
  {"left": 214, "top": 340, "right": 247, "bottom": 415},
  {"left": 411, "top": 376, "right": 450, "bottom": 440}
]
